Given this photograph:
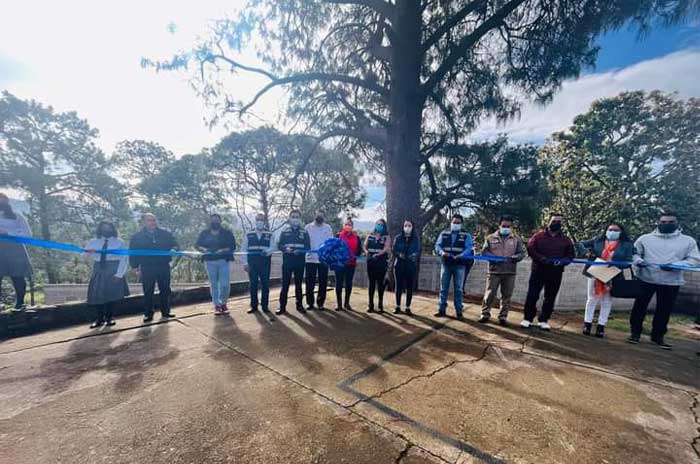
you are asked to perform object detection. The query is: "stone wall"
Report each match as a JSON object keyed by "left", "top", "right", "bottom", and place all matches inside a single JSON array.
[{"left": 352, "top": 257, "right": 700, "bottom": 313}]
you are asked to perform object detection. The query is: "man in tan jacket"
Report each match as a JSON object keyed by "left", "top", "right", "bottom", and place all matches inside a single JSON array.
[{"left": 479, "top": 216, "right": 526, "bottom": 326}]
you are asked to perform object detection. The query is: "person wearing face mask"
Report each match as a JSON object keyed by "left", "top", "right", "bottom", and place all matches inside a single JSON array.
[
  {"left": 392, "top": 220, "right": 420, "bottom": 315},
  {"left": 129, "top": 213, "right": 179, "bottom": 322},
  {"left": 628, "top": 212, "right": 700, "bottom": 349},
  {"left": 364, "top": 218, "right": 391, "bottom": 313},
  {"left": 0, "top": 193, "right": 33, "bottom": 312},
  {"left": 522, "top": 213, "right": 575, "bottom": 330},
  {"left": 195, "top": 214, "right": 237, "bottom": 315},
  {"left": 305, "top": 210, "right": 333, "bottom": 310},
  {"left": 84, "top": 221, "right": 129, "bottom": 328},
  {"left": 434, "top": 214, "right": 473, "bottom": 320},
  {"left": 335, "top": 218, "right": 363, "bottom": 311},
  {"left": 277, "top": 209, "right": 311, "bottom": 315},
  {"left": 576, "top": 222, "right": 634, "bottom": 338},
  {"left": 241, "top": 213, "right": 277, "bottom": 320},
  {"left": 479, "top": 216, "right": 526, "bottom": 326}
]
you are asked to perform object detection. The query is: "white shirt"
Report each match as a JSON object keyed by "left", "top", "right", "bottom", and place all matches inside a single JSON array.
[
  {"left": 305, "top": 222, "right": 333, "bottom": 263},
  {"left": 0, "top": 211, "right": 32, "bottom": 237},
  {"left": 84, "top": 237, "right": 128, "bottom": 278}
]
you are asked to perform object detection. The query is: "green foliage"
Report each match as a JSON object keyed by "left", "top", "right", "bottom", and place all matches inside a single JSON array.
[{"left": 542, "top": 91, "right": 700, "bottom": 241}]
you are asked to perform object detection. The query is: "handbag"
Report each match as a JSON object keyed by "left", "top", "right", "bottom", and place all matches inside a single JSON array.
[{"left": 610, "top": 267, "right": 643, "bottom": 299}]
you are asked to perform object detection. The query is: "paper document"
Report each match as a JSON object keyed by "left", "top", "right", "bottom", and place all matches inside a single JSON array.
[{"left": 587, "top": 258, "right": 622, "bottom": 283}]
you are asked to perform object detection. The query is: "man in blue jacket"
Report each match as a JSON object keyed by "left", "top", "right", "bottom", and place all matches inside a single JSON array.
[{"left": 434, "top": 214, "right": 473, "bottom": 320}]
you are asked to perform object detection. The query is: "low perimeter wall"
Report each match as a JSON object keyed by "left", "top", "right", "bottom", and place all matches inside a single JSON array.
[{"left": 353, "top": 257, "right": 700, "bottom": 313}]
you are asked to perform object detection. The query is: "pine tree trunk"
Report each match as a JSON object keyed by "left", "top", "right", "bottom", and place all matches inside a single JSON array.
[{"left": 38, "top": 195, "right": 58, "bottom": 283}]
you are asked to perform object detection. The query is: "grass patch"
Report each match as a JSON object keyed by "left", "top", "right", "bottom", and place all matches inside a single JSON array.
[{"left": 605, "top": 312, "right": 697, "bottom": 339}]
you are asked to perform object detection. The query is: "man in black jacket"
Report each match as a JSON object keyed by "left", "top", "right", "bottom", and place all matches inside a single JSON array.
[
  {"left": 129, "top": 213, "right": 179, "bottom": 322},
  {"left": 276, "top": 209, "right": 311, "bottom": 315}
]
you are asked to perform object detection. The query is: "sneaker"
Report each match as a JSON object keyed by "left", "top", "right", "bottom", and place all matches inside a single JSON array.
[
  {"left": 434, "top": 312, "right": 446, "bottom": 318},
  {"left": 90, "top": 319, "right": 104, "bottom": 329},
  {"left": 105, "top": 319, "right": 116, "bottom": 327},
  {"left": 651, "top": 338, "right": 672, "bottom": 350},
  {"left": 595, "top": 324, "right": 605, "bottom": 338},
  {"left": 583, "top": 322, "right": 592, "bottom": 336},
  {"left": 221, "top": 304, "right": 230, "bottom": 314},
  {"left": 214, "top": 306, "right": 223, "bottom": 315},
  {"left": 498, "top": 319, "right": 508, "bottom": 327},
  {"left": 478, "top": 315, "right": 490, "bottom": 323},
  {"left": 247, "top": 307, "right": 259, "bottom": 314},
  {"left": 520, "top": 319, "right": 532, "bottom": 328},
  {"left": 627, "top": 334, "right": 640, "bottom": 344},
  {"left": 275, "top": 308, "right": 287, "bottom": 315},
  {"left": 143, "top": 314, "right": 154, "bottom": 323},
  {"left": 539, "top": 321, "right": 551, "bottom": 331}
]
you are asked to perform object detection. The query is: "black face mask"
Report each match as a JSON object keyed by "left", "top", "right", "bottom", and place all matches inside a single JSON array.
[
  {"left": 549, "top": 222, "right": 562, "bottom": 232},
  {"left": 99, "top": 227, "right": 115, "bottom": 238},
  {"left": 315, "top": 216, "right": 324, "bottom": 224},
  {"left": 658, "top": 223, "right": 677, "bottom": 234},
  {"left": 211, "top": 223, "right": 221, "bottom": 230}
]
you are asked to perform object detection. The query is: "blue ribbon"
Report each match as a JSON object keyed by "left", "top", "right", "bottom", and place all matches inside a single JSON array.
[{"left": 2, "top": 234, "right": 699, "bottom": 272}]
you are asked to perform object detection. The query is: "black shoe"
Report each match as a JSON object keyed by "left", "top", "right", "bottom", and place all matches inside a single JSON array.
[
  {"left": 143, "top": 314, "right": 154, "bottom": 323},
  {"left": 478, "top": 315, "right": 490, "bottom": 323},
  {"left": 651, "top": 337, "right": 672, "bottom": 350},
  {"left": 394, "top": 307, "right": 402, "bottom": 314},
  {"left": 456, "top": 314, "right": 465, "bottom": 321},
  {"left": 317, "top": 306, "right": 325, "bottom": 311},
  {"left": 434, "top": 312, "right": 446, "bottom": 318},
  {"left": 162, "top": 313, "right": 176, "bottom": 318},
  {"left": 335, "top": 305, "right": 343, "bottom": 311},
  {"left": 498, "top": 319, "right": 508, "bottom": 327},
  {"left": 90, "top": 319, "right": 104, "bottom": 329},
  {"left": 627, "top": 335, "right": 640, "bottom": 344},
  {"left": 297, "top": 306, "right": 307, "bottom": 314},
  {"left": 247, "top": 308, "right": 259, "bottom": 314},
  {"left": 378, "top": 307, "right": 384, "bottom": 314},
  {"left": 275, "top": 309, "right": 287, "bottom": 315},
  {"left": 404, "top": 308, "right": 413, "bottom": 316},
  {"left": 105, "top": 319, "right": 116, "bottom": 327},
  {"left": 595, "top": 324, "right": 605, "bottom": 338},
  {"left": 345, "top": 304, "right": 353, "bottom": 311},
  {"left": 583, "top": 322, "right": 592, "bottom": 336},
  {"left": 307, "top": 305, "right": 315, "bottom": 311},
  {"left": 367, "top": 307, "right": 376, "bottom": 313}
]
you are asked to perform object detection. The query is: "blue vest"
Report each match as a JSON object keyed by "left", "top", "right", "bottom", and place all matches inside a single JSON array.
[
  {"left": 439, "top": 231, "right": 469, "bottom": 255},
  {"left": 246, "top": 231, "right": 272, "bottom": 266}
]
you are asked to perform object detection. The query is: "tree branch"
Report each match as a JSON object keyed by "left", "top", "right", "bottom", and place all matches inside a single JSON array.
[
  {"left": 422, "top": 0, "right": 486, "bottom": 53},
  {"left": 324, "top": 0, "right": 395, "bottom": 22}
]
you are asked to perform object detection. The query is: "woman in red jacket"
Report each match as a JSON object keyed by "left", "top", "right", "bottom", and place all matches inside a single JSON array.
[{"left": 336, "top": 217, "right": 363, "bottom": 311}]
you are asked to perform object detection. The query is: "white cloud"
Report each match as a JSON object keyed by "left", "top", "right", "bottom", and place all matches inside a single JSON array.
[{"left": 472, "top": 49, "right": 700, "bottom": 144}]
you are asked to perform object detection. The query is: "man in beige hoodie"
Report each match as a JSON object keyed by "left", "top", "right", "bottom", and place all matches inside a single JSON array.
[{"left": 479, "top": 216, "right": 526, "bottom": 326}]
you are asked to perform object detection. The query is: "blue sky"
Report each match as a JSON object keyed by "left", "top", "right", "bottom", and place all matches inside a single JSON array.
[{"left": 1, "top": 2, "right": 698, "bottom": 221}]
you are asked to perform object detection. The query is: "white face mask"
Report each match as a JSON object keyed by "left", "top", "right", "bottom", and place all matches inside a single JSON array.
[
  {"left": 403, "top": 226, "right": 412, "bottom": 235},
  {"left": 255, "top": 220, "right": 265, "bottom": 230},
  {"left": 450, "top": 223, "right": 461, "bottom": 232}
]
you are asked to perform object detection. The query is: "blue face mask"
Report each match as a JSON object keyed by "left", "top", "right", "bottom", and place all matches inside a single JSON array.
[
  {"left": 374, "top": 224, "right": 386, "bottom": 234},
  {"left": 606, "top": 230, "right": 621, "bottom": 241},
  {"left": 500, "top": 227, "right": 511, "bottom": 236}
]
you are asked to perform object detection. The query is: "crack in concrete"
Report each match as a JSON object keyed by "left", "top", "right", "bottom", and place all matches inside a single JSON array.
[
  {"left": 396, "top": 442, "right": 412, "bottom": 463},
  {"left": 175, "top": 318, "right": 452, "bottom": 464},
  {"left": 690, "top": 391, "right": 700, "bottom": 460},
  {"left": 347, "top": 344, "right": 492, "bottom": 409}
]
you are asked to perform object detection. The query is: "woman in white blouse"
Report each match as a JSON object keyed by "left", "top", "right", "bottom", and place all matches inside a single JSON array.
[
  {"left": 0, "top": 193, "right": 33, "bottom": 311},
  {"left": 84, "top": 221, "right": 129, "bottom": 328}
]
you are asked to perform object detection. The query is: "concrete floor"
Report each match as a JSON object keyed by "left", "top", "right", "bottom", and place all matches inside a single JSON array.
[{"left": 0, "top": 288, "right": 698, "bottom": 464}]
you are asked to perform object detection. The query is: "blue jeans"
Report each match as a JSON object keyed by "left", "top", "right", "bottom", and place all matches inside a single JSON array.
[
  {"left": 439, "top": 263, "right": 466, "bottom": 315},
  {"left": 205, "top": 259, "right": 231, "bottom": 306}
]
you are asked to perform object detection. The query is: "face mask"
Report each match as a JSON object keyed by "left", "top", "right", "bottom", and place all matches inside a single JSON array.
[
  {"left": 549, "top": 222, "right": 562, "bottom": 232},
  {"left": 211, "top": 223, "right": 221, "bottom": 230},
  {"left": 290, "top": 218, "right": 301, "bottom": 227},
  {"left": 315, "top": 215, "right": 324, "bottom": 224},
  {"left": 374, "top": 224, "right": 386, "bottom": 234},
  {"left": 403, "top": 226, "right": 412, "bottom": 235},
  {"left": 343, "top": 225, "right": 353, "bottom": 233},
  {"left": 450, "top": 223, "right": 461, "bottom": 232},
  {"left": 99, "top": 228, "right": 113, "bottom": 238},
  {"left": 500, "top": 227, "right": 511, "bottom": 236},
  {"left": 658, "top": 223, "right": 677, "bottom": 234},
  {"left": 606, "top": 230, "right": 620, "bottom": 241},
  {"left": 255, "top": 220, "right": 265, "bottom": 230}
]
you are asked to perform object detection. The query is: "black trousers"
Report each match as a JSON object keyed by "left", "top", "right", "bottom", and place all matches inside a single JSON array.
[
  {"left": 141, "top": 264, "right": 172, "bottom": 316},
  {"left": 630, "top": 281, "right": 680, "bottom": 339},
  {"left": 523, "top": 267, "right": 564, "bottom": 322},
  {"left": 249, "top": 259, "right": 271, "bottom": 311},
  {"left": 367, "top": 259, "right": 388, "bottom": 309},
  {"left": 0, "top": 276, "right": 26, "bottom": 308},
  {"left": 280, "top": 263, "right": 304, "bottom": 310},
  {"left": 394, "top": 261, "right": 416, "bottom": 308},
  {"left": 94, "top": 302, "right": 114, "bottom": 322},
  {"left": 335, "top": 265, "right": 356, "bottom": 307},
  {"left": 305, "top": 262, "right": 329, "bottom": 307}
]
